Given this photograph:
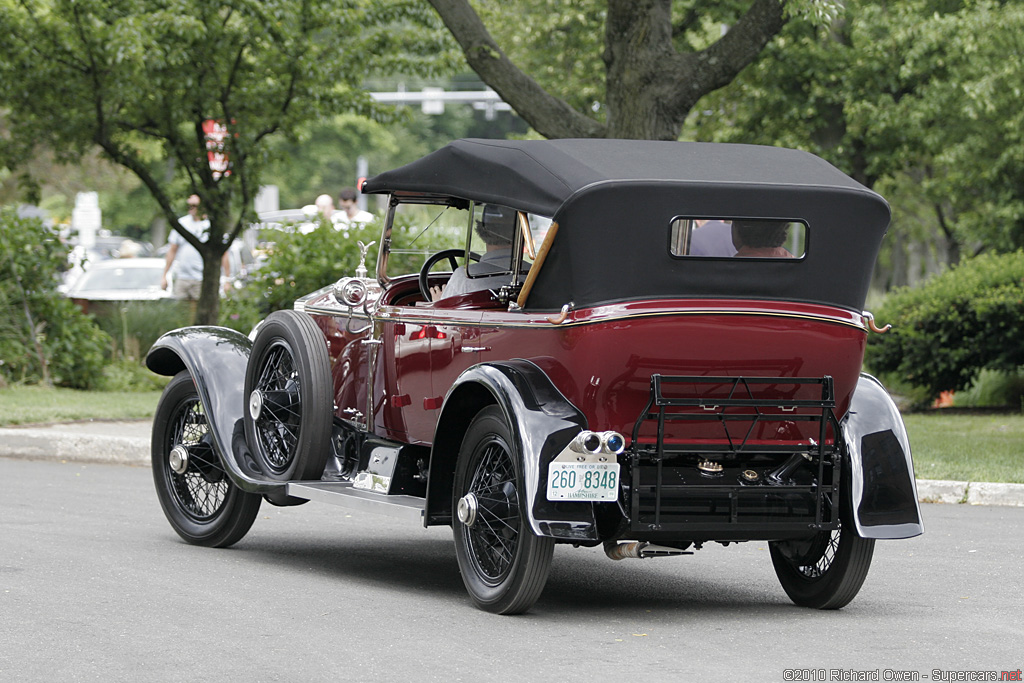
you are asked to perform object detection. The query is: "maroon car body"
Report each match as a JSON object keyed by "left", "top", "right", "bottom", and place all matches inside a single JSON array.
[{"left": 147, "top": 139, "right": 922, "bottom": 614}]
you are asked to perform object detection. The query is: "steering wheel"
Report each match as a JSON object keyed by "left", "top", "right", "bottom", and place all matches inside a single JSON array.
[{"left": 419, "top": 249, "right": 481, "bottom": 301}]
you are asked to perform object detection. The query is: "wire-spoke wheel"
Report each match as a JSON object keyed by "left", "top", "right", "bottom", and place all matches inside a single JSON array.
[
  {"left": 769, "top": 517, "right": 875, "bottom": 609},
  {"left": 453, "top": 406, "right": 554, "bottom": 614},
  {"left": 152, "top": 371, "right": 260, "bottom": 548},
  {"left": 244, "top": 310, "right": 332, "bottom": 482}
]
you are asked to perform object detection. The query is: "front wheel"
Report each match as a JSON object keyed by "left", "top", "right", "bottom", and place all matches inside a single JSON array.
[
  {"left": 769, "top": 519, "right": 875, "bottom": 609},
  {"left": 152, "top": 371, "right": 261, "bottom": 548},
  {"left": 452, "top": 406, "right": 554, "bottom": 614}
]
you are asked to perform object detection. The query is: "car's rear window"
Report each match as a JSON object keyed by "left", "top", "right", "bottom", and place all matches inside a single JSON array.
[{"left": 669, "top": 218, "right": 806, "bottom": 259}]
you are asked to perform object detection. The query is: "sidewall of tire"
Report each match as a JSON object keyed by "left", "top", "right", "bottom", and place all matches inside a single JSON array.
[
  {"left": 452, "top": 406, "right": 554, "bottom": 614},
  {"left": 770, "top": 520, "right": 876, "bottom": 610},
  {"left": 243, "top": 310, "right": 333, "bottom": 482}
]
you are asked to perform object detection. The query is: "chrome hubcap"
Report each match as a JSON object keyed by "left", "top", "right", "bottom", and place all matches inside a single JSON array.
[
  {"left": 457, "top": 492, "right": 478, "bottom": 527},
  {"left": 248, "top": 389, "right": 263, "bottom": 420},
  {"left": 168, "top": 445, "right": 189, "bottom": 475}
]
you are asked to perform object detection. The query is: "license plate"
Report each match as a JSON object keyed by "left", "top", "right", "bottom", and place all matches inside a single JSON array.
[{"left": 546, "top": 462, "right": 620, "bottom": 502}]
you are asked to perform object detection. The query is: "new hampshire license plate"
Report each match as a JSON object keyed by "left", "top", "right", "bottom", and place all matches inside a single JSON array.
[{"left": 546, "top": 461, "right": 620, "bottom": 502}]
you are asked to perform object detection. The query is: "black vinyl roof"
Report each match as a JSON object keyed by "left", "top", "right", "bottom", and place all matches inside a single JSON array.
[
  {"left": 364, "top": 138, "right": 877, "bottom": 218},
  {"left": 364, "top": 139, "right": 891, "bottom": 312}
]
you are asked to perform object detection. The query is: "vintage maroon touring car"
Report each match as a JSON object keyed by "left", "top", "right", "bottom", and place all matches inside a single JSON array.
[{"left": 146, "top": 139, "right": 922, "bottom": 614}]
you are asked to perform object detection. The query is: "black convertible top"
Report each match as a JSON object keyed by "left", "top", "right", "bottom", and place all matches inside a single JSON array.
[{"left": 364, "top": 139, "right": 891, "bottom": 312}]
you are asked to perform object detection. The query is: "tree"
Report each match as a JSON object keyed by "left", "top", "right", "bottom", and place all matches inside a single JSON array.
[
  {"left": 689, "top": 0, "right": 1024, "bottom": 282},
  {"left": 426, "top": 0, "right": 841, "bottom": 140},
  {"left": 0, "top": 0, "right": 455, "bottom": 324}
]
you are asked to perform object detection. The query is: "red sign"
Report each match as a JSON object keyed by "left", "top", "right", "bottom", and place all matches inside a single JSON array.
[{"left": 203, "top": 120, "right": 231, "bottom": 179}]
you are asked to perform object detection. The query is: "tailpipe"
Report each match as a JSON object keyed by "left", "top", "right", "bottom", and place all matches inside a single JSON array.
[{"left": 603, "top": 540, "right": 691, "bottom": 560}]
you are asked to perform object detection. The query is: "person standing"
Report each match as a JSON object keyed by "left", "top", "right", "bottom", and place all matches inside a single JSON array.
[
  {"left": 336, "top": 187, "right": 374, "bottom": 225},
  {"left": 161, "top": 194, "right": 230, "bottom": 301}
]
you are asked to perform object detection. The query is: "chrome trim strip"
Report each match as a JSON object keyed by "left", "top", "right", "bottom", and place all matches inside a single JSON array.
[{"left": 301, "top": 302, "right": 867, "bottom": 331}]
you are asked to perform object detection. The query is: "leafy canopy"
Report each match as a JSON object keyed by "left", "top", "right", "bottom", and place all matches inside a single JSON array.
[{"left": 0, "top": 0, "right": 458, "bottom": 323}]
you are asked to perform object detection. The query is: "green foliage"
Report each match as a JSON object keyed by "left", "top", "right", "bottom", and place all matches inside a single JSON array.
[
  {"left": 0, "top": 208, "right": 110, "bottom": 388},
  {"left": 217, "top": 291, "right": 266, "bottom": 335},
  {"left": 234, "top": 220, "right": 382, "bottom": 315},
  {"left": 693, "top": 0, "right": 1024, "bottom": 267},
  {"left": 0, "top": 0, "right": 459, "bottom": 324},
  {"left": 955, "top": 369, "right": 1024, "bottom": 410},
  {"left": 87, "top": 300, "right": 192, "bottom": 362},
  {"left": 866, "top": 252, "right": 1024, "bottom": 398},
  {"left": 99, "top": 359, "right": 171, "bottom": 393}
]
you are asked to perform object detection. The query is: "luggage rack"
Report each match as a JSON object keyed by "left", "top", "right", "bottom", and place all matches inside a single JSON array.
[{"left": 627, "top": 375, "right": 842, "bottom": 535}]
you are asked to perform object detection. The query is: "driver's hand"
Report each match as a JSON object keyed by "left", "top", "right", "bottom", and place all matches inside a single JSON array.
[{"left": 429, "top": 285, "right": 444, "bottom": 301}]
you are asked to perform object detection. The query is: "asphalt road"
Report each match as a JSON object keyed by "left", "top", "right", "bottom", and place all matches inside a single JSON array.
[{"left": 2, "top": 458, "right": 1021, "bottom": 682}]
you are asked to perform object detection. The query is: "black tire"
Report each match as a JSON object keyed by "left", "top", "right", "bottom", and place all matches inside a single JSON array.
[
  {"left": 769, "top": 518, "right": 875, "bottom": 609},
  {"left": 244, "top": 310, "right": 332, "bottom": 481},
  {"left": 452, "top": 406, "right": 554, "bottom": 614},
  {"left": 152, "top": 371, "right": 261, "bottom": 548}
]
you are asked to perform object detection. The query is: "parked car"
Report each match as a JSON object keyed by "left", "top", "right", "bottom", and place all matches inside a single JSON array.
[
  {"left": 146, "top": 139, "right": 922, "bottom": 614},
  {"left": 66, "top": 257, "right": 171, "bottom": 314}
]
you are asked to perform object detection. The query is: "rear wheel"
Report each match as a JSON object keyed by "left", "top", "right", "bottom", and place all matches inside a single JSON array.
[
  {"left": 769, "top": 519, "right": 875, "bottom": 609},
  {"left": 244, "top": 310, "right": 332, "bottom": 481},
  {"left": 152, "top": 371, "right": 261, "bottom": 547},
  {"left": 452, "top": 406, "right": 554, "bottom": 614}
]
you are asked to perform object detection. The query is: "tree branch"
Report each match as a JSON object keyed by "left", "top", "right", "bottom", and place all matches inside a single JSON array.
[
  {"left": 666, "top": 0, "right": 787, "bottom": 113},
  {"left": 427, "top": 0, "right": 605, "bottom": 139}
]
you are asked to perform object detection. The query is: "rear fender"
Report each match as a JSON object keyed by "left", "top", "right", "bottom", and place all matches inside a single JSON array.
[
  {"left": 427, "top": 359, "right": 596, "bottom": 541},
  {"left": 842, "top": 373, "right": 924, "bottom": 539},
  {"left": 146, "top": 326, "right": 282, "bottom": 495}
]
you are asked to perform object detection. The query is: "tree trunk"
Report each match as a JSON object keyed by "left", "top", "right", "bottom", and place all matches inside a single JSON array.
[{"left": 429, "top": 0, "right": 787, "bottom": 142}]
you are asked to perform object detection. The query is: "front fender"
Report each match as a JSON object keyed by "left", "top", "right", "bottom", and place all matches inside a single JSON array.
[
  {"left": 842, "top": 373, "right": 924, "bottom": 539},
  {"left": 146, "top": 326, "right": 282, "bottom": 495},
  {"left": 427, "top": 359, "right": 595, "bottom": 540}
]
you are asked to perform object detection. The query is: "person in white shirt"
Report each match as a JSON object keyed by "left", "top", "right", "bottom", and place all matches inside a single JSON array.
[
  {"left": 335, "top": 187, "right": 375, "bottom": 225},
  {"left": 161, "top": 194, "right": 230, "bottom": 301}
]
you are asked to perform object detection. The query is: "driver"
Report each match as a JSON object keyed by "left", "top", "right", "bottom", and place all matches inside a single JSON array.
[{"left": 430, "top": 204, "right": 523, "bottom": 301}]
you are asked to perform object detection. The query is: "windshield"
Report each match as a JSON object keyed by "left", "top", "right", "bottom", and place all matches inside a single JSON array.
[{"left": 383, "top": 201, "right": 551, "bottom": 282}]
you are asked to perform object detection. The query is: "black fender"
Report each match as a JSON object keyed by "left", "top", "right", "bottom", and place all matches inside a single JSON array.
[
  {"left": 841, "top": 373, "right": 924, "bottom": 539},
  {"left": 146, "top": 326, "right": 285, "bottom": 496},
  {"left": 427, "top": 359, "right": 598, "bottom": 541}
]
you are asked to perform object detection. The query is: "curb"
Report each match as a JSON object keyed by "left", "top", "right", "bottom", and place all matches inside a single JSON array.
[
  {"left": 1, "top": 423, "right": 1022, "bottom": 507},
  {"left": 916, "top": 479, "right": 1024, "bottom": 508},
  {"left": 0, "top": 421, "right": 150, "bottom": 466}
]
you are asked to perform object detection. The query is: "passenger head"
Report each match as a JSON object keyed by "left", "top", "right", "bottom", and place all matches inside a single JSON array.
[
  {"left": 475, "top": 204, "right": 517, "bottom": 247},
  {"left": 732, "top": 219, "right": 789, "bottom": 250}
]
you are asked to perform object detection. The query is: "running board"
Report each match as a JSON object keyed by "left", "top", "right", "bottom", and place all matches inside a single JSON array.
[{"left": 286, "top": 481, "right": 425, "bottom": 523}]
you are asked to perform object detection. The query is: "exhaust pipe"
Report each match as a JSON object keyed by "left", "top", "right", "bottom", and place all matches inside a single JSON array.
[{"left": 603, "top": 540, "right": 691, "bottom": 560}]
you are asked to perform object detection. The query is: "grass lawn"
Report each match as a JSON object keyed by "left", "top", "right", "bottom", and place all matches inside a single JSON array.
[
  {"left": 903, "top": 412, "right": 1024, "bottom": 484},
  {"left": 0, "top": 384, "right": 162, "bottom": 426},
  {"left": 1, "top": 385, "right": 1020, "bottom": 484}
]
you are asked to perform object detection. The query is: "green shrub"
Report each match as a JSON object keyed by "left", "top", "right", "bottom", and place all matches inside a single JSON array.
[
  {"left": 866, "top": 251, "right": 1024, "bottom": 400},
  {"left": 236, "top": 219, "right": 380, "bottom": 315},
  {"left": 955, "top": 368, "right": 1024, "bottom": 409},
  {"left": 0, "top": 209, "right": 110, "bottom": 389},
  {"left": 100, "top": 358, "right": 171, "bottom": 392},
  {"left": 89, "top": 299, "right": 192, "bottom": 361}
]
